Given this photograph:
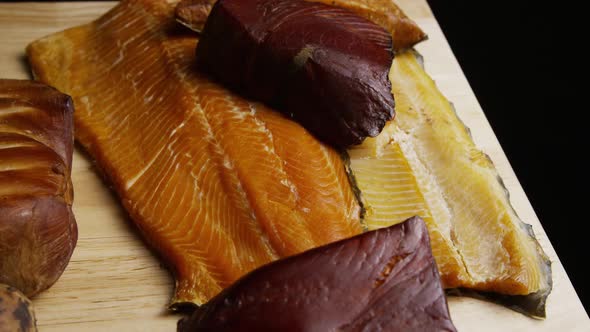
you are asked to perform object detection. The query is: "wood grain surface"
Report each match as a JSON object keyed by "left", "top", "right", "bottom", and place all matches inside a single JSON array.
[{"left": 0, "top": 1, "right": 588, "bottom": 331}]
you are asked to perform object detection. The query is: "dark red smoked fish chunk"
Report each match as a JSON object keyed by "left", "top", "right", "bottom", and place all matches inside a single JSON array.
[
  {"left": 195, "top": 0, "right": 395, "bottom": 148},
  {"left": 177, "top": 216, "right": 457, "bottom": 332}
]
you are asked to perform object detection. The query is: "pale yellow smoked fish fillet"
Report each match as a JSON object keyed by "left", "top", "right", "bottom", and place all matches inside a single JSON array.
[
  {"left": 349, "top": 52, "right": 551, "bottom": 317},
  {"left": 27, "top": 0, "right": 362, "bottom": 306}
]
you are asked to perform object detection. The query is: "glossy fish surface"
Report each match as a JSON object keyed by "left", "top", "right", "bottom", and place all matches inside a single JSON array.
[
  {"left": 0, "top": 79, "right": 77, "bottom": 297},
  {"left": 178, "top": 217, "right": 456, "bottom": 332},
  {"left": 27, "top": 0, "right": 362, "bottom": 306}
]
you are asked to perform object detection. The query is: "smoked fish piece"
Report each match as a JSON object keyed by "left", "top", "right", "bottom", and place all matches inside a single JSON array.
[
  {"left": 0, "top": 80, "right": 77, "bottom": 297},
  {"left": 0, "top": 284, "right": 38, "bottom": 332},
  {"left": 195, "top": 0, "right": 395, "bottom": 148},
  {"left": 27, "top": 0, "right": 362, "bottom": 306},
  {"left": 176, "top": 0, "right": 217, "bottom": 32},
  {"left": 178, "top": 217, "right": 456, "bottom": 332},
  {"left": 348, "top": 52, "right": 552, "bottom": 317},
  {"left": 175, "top": 0, "right": 427, "bottom": 52},
  {"left": 305, "top": 0, "right": 427, "bottom": 51}
]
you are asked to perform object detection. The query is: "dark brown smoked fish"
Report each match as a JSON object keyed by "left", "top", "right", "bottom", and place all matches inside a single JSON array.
[
  {"left": 27, "top": 0, "right": 362, "bottom": 306},
  {"left": 178, "top": 217, "right": 456, "bottom": 332},
  {"left": 195, "top": 0, "right": 396, "bottom": 148},
  {"left": 0, "top": 79, "right": 77, "bottom": 297}
]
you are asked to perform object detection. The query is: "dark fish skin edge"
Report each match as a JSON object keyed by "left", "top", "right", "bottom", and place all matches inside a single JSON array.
[
  {"left": 177, "top": 216, "right": 457, "bottom": 332},
  {"left": 406, "top": 50, "right": 552, "bottom": 318},
  {"left": 195, "top": 0, "right": 396, "bottom": 149}
]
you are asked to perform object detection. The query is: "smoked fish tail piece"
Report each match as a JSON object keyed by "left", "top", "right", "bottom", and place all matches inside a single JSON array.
[
  {"left": 27, "top": 0, "right": 362, "bottom": 306},
  {"left": 348, "top": 51, "right": 552, "bottom": 318}
]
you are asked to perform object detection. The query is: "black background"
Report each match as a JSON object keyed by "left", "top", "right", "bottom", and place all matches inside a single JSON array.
[{"left": 426, "top": 0, "right": 588, "bottom": 313}]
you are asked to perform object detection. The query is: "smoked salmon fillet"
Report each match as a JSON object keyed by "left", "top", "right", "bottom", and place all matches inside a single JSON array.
[
  {"left": 27, "top": 0, "right": 362, "bottom": 306},
  {"left": 348, "top": 52, "right": 552, "bottom": 317}
]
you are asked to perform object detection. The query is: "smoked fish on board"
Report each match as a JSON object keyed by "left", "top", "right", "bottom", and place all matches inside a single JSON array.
[
  {"left": 178, "top": 217, "right": 457, "bottom": 332},
  {"left": 194, "top": 0, "right": 396, "bottom": 148},
  {"left": 0, "top": 79, "right": 77, "bottom": 298},
  {"left": 27, "top": 0, "right": 362, "bottom": 306},
  {"left": 348, "top": 52, "right": 552, "bottom": 317}
]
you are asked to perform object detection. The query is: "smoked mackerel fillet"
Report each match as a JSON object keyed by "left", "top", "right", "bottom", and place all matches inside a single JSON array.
[{"left": 27, "top": 0, "right": 362, "bottom": 306}]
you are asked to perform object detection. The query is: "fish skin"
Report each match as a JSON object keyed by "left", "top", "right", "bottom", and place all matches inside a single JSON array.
[
  {"left": 348, "top": 52, "right": 552, "bottom": 317},
  {"left": 26, "top": 0, "right": 362, "bottom": 306},
  {"left": 178, "top": 217, "right": 457, "bottom": 332}
]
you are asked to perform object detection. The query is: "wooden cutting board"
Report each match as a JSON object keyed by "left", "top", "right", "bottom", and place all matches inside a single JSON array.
[{"left": 1, "top": 1, "right": 588, "bottom": 331}]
